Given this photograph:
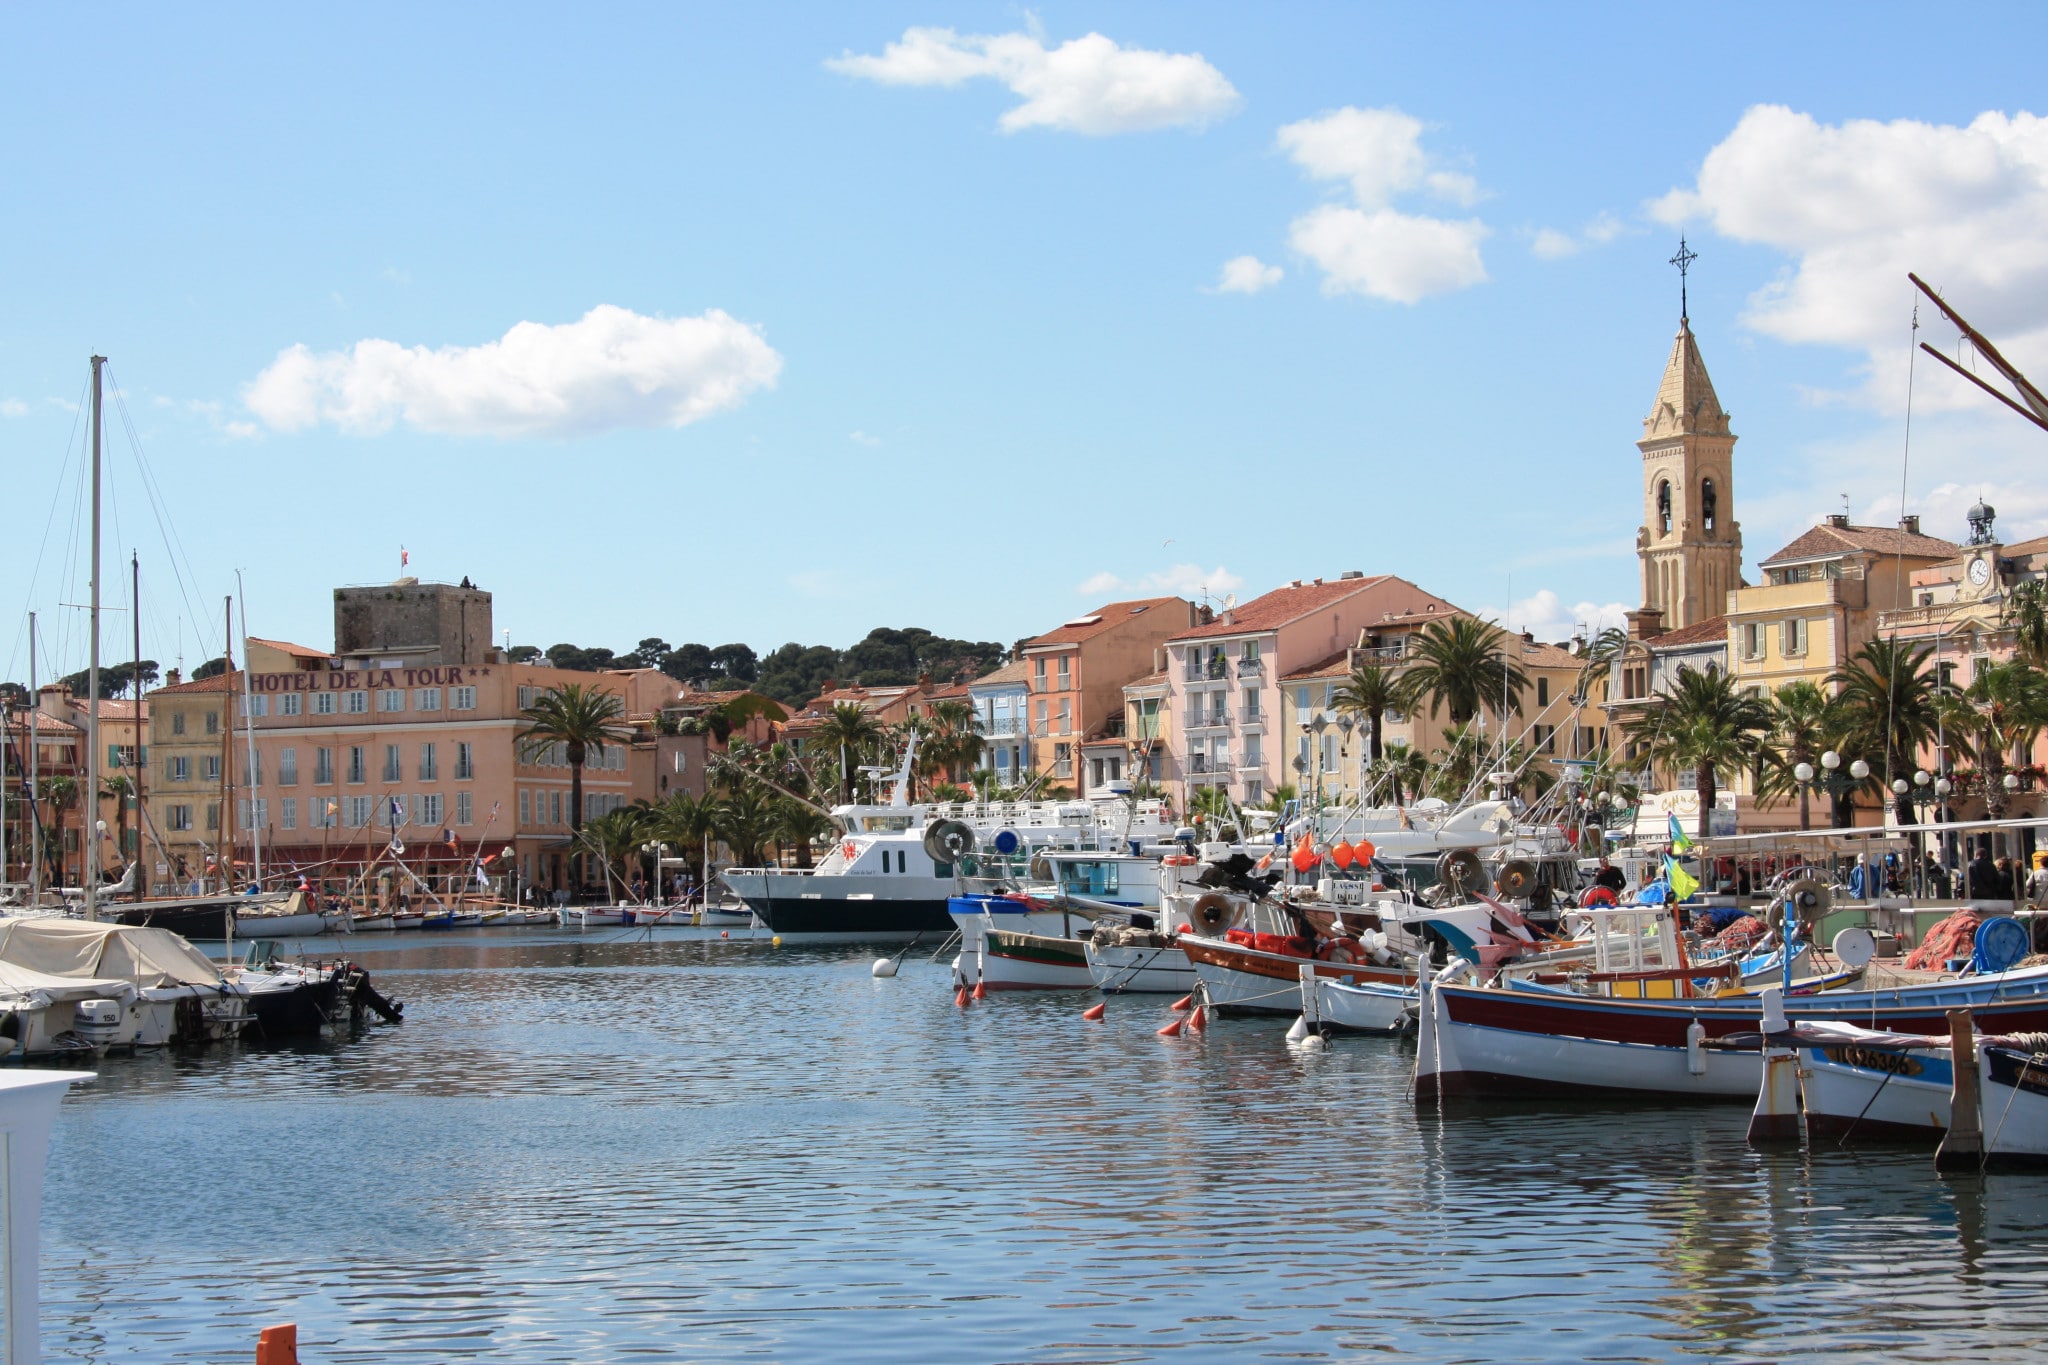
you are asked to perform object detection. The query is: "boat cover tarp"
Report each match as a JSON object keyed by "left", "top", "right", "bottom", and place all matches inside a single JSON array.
[{"left": 0, "top": 917, "right": 225, "bottom": 989}]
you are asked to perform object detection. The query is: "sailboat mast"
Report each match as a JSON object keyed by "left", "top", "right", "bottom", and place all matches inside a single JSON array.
[
  {"left": 236, "top": 577, "right": 262, "bottom": 890},
  {"left": 27, "top": 614, "right": 39, "bottom": 902},
  {"left": 221, "top": 595, "right": 234, "bottom": 894},
  {"left": 133, "top": 551, "right": 146, "bottom": 902},
  {"left": 85, "top": 355, "right": 104, "bottom": 923}
]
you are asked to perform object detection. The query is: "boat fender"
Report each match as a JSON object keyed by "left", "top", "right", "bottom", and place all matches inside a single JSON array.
[
  {"left": 1685, "top": 1018, "right": 1707, "bottom": 1076},
  {"left": 1581, "top": 886, "right": 1618, "bottom": 908}
]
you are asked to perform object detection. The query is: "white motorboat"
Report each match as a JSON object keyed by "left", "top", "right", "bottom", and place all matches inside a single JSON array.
[
  {"left": 562, "top": 906, "right": 631, "bottom": 928},
  {"left": 1302, "top": 969, "right": 1416, "bottom": 1036},
  {"left": 0, "top": 917, "right": 254, "bottom": 1057},
  {"left": 1085, "top": 928, "right": 1198, "bottom": 994}
]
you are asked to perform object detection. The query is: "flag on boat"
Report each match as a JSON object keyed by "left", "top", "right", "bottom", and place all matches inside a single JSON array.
[
  {"left": 1667, "top": 812, "right": 1695, "bottom": 852},
  {"left": 1665, "top": 854, "right": 1699, "bottom": 903}
]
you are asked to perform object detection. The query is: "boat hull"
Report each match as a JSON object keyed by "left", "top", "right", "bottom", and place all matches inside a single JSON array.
[
  {"left": 1798, "top": 1045, "right": 1953, "bottom": 1140},
  {"left": 1310, "top": 978, "right": 1416, "bottom": 1036},
  {"left": 1983, "top": 1046, "right": 2048, "bottom": 1165},
  {"left": 1183, "top": 938, "right": 1413, "bottom": 1016},
  {"left": 970, "top": 930, "right": 1095, "bottom": 991},
  {"left": 727, "top": 871, "right": 955, "bottom": 938},
  {"left": 237, "top": 913, "right": 327, "bottom": 937},
  {"left": 1085, "top": 938, "right": 1197, "bottom": 994}
]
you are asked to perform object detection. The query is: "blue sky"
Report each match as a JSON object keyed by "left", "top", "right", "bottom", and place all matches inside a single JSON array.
[{"left": 6, "top": 3, "right": 2047, "bottom": 683}]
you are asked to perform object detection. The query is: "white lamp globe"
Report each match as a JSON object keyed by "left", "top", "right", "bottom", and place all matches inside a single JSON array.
[
  {"left": 1850, "top": 759, "right": 1871, "bottom": 780},
  {"left": 1793, "top": 762, "right": 1815, "bottom": 783}
]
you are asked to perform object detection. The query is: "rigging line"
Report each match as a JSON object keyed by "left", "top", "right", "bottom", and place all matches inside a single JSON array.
[
  {"left": 9, "top": 374, "right": 93, "bottom": 681},
  {"left": 107, "top": 374, "right": 210, "bottom": 650},
  {"left": 1881, "top": 296, "right": 1922, "bottom": 805}
]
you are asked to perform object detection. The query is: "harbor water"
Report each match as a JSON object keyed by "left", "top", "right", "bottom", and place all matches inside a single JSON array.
[{"left": 41, "top": 930, "right": 2048, "bottom": 1362}]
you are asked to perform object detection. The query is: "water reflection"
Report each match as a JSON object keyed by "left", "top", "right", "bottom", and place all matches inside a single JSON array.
[{"left": 38, "top": 934, "right": 2048, "bottom": 1362}]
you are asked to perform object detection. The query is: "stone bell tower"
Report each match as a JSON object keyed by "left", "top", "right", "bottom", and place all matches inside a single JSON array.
[{"left": 1637, "top": 243, "right": 1742, "bottom": 629}]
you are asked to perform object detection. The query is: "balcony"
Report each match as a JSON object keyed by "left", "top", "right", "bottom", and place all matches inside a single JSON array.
[
  {"left": 1351, "top": 645, "right": 1406, "bottom": 667},
  {"left": 1238, "top": 707, "right": 1265, "bottom": 733},
  {"left": 1185, "top": 713, "right": 1231, "bottom": 734},
  {"left": 1236, "top": 657, "right": 1263, "bottom": 676},
  {"left": 986, "top": 717, "right": 1025, "bottom": 737}
]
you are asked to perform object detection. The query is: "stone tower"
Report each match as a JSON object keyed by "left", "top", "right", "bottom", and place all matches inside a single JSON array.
[{"left": 1636, "top": 316, "right": 1742, "bottom": 629}]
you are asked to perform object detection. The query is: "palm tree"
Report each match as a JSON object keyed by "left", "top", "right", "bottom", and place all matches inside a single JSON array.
[
  {"left": 712, "top": 785, "right": 780, "bottom": 868},
  {"left": 652, "top": 790, "right": 718, "bottom": 895},
  {"left": 37, "top": 775, "right": 77, "bottom": 887},
  {"left": 576, "top": 807, "right": 648, "bottom": 898},
  {"left": 774, "top": 799, "right": 837, "bottom": 868},
  {"left": 1941, "top": 659, "right": 2048, "bottom": 826},
  {"left": 99, "top": 774, "right": 134, "bottom": 875},
  {"left": 1758, "top": 680, "right": 1837, "bottom": 831},
  {"left": 1829, "top": 639, "right": 1942, "bottom": 830},
  {"left": 1369, "top": 741, "right": 1428, "bottom": 806},
  {"left": 1574, "top": 747, "right": 1642, "bottom": 836},
  {"left": 1430, "top": 723, "right": 1488, "bottom": 800},
  {"left": 810, "top": 701, "right": 883, "bottom": 803},
  {"left": 920, "top": 698, "right": 985, "bottom": 785},
  {"left": 1622, "top": 665, "right": 1771, "bottom": 840},
  {"left": 518, "top": 683, "right": 627, "bottom": 888},
  {"left": 2010, "top": 581, "right": 2048, "bottom": 668},
  {"left": 1575, "top": 626, "right": 1630, "bottom": 703},
  {"left": 1396, "top": 617, "right": 1529, "bottom": 726},
  {"left": 1331, "top": 663, "right": 1399, "bottom": 763}
]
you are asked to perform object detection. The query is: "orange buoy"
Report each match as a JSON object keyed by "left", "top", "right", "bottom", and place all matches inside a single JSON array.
[
  {"left": 1082, "top": 1002, "right": 1106, "bottom": 1021},
  {"left": 955, "top": 987, "right": 970, "bottom": 1008},
  {"left": 972, "top": 979, "right": 987, "bottom": 1000},
  {"left": 1169, "top": 995, "right": 1194, "bottom": 1012},
  {"left": 719, "top": 930, "right": 730, "bottom": 939},
  {"left": 1157, "top": 1017, "right": 1184, "bottom": 1037},
  {"left": 257, "top": 1325, "right": 299, "bottom": 1365},
  {"left": 1188, "top": 1005, "right": 1207, "bottom": 1032}
]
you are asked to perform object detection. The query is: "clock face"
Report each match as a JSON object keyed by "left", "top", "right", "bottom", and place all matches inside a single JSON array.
[{"left": 1969, "top": 557, "right": 1992, "bottom": 586}]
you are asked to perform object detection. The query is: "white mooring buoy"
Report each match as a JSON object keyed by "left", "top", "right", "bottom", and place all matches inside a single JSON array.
[{"left": 872, "top": 958, "right": 899, "bottom": 978}]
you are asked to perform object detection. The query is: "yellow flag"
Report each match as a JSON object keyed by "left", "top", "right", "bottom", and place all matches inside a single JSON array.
[{"left": 1666, "top": 855, "right": 1699, "bottom": 903}]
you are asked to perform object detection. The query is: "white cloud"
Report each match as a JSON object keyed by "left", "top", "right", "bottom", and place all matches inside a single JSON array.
[
  {"left": 849, "top": 430, "right": 882, "bottom": 446},
  {"left": 1276, "top": 106, "right": 1490, "bottom": 304},
  {"left": 1212, "top": 255, "right": 1283, "bottom": 294},
  {"left": 1077, "top": 563, "right": 1243, "bottom": 600},
  {"left": 1480, "top": 590, "right": 1630, "bottom": 645},
  {"left": 1652, "top": 105, "right": 2048, "bottom": 411},
  {"left": 0, "top": 398, "right": 27, "bottom": 418},
  {"left": 244, "top": 305, "right": 782, "bottom": 438},
  {"left": 1530, "top": 212, "right": 1628, "bottom": 260},
  {"left": 827, "top": 27, "right": 1240, "bottom": 135}
]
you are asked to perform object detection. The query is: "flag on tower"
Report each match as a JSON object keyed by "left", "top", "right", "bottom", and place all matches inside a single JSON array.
[{"left": 400, "top": 546, "right": 410, "bottom": 570}]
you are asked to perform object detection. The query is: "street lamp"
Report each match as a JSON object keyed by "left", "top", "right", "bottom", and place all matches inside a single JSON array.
[{"left": 640, "top": 840, "right": 669, "bottom": 903}]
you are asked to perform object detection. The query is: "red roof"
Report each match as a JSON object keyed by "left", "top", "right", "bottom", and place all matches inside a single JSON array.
[
  {"left": 1763, "top": 521, "right": 1961, "bottom": 566},
  {"left": 1024, "top": 598, "right": 1190, "bottom": 649},
  {"left": 248, "top": 636, "right": 329, "bottom": 661},
  {"left": 150, "top": 674, "right": 234, "bottom": 696},
  {"left": 1650, "top": 615, "right": 1729, "bottom": 648},
  {"left": 1281, "top": 649, "right": 1354, "bottom": 681},
  {"left": 1169, "top": 577, "right": 1394, "bottom": 642}
]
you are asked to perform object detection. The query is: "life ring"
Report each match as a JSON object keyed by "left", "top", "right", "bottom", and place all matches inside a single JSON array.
[
  {"left": 1318, "top": 938, "right": 1366, "bottom": 965},
  {"left": 1162, "top": 854, "right": 1196, "bottom": 866},
  {"left": 1581, "top": 886, "right": 1618, "bottom": 908}
]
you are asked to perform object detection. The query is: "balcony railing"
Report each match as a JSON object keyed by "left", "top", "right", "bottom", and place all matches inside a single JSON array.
[
  {"left": 1351, "top": 645, "right": 1407, "bottom": 667},
  {"left": 1236, "top": 657, "right": 1262, "bottom": 675},
  {"left": 986, "top": 717, "right": 1025, "bottom": 736}
]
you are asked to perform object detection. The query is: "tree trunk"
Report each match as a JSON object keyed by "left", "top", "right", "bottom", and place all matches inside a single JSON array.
[
  {"left": 569, "top": 758, "right": 585, "bottom": 894},
  {"left": 1369, "top": 715, "right": 1383, "bottom": 764},
  {"left": 1697, "top": 766, "right": 1715, "bottom": 843}
]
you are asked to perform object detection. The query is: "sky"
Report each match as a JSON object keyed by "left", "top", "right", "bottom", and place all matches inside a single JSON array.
[{"left": 5, "top": 3, "right": 2048, "bottom": 685}]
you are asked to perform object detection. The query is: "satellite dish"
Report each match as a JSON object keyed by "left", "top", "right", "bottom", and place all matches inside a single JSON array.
[
  {"left": 1188, "top": 892, "right": 1236, "bottom": 937},
  {"left": 921, "top": 819, "right": 976, "bottom": 864},
  {"left": 1495, "top": 859, "right": 1539, "bottom": 899},
  {"left": 1831, "top": 926, "right": 1878, "bottom": 968},
  {"left": 1436, "top": 848, "right": 1485, "bottom": 898},
  {"left": 1222, "top": 594, "right": 1238, "bottom": 610}
]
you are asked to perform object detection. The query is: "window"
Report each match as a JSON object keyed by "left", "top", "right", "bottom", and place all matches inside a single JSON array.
[
  {"left": 419, "top": 793, "right": 444, "bottom": 824},
  {"left": 1742, "top": 624, "right": 1766, "bottom": 661},
  {"left": 1053, "top": 742, "right": 1072, "bottom": 778},
  {"left": 517, "top": 685, "right": 535, "bottom": 708},
  {"left": 1536, "top": 677, "right": 1549, "bottom": 706},
  {"left": 344, "top": 691, "right": 368, "bottom": 714},
  {"left": 170, "top": 756, "right": 190, "bottom": 782},
  {"left": 171, "top": 712, "right": 186, "bottom": 736},
  {"left": 1183, "top": 647, "right": 1201, "bottom": 682},
  {"left": 280, "top": 693, "right": 301, "bottom": 716},
  {"left": 382, "top": 795, "right": 407, "bottom": 828},
  {"left": 456, "top": 791, "right": 473, "bottom": 826},
  {"left": 1245, "top": 780, "right": 1263, "bottom": 804},
  {"left": 520, "top": 790, "right": 531, "bottom": 826},
  {"left": 1242, "top": 640, "right": 1260, "bottom": 663},
  {"left": 451, "top": 686, "right": 476, "bottom": 711},
  {"left": 1782, "top": 617, "right": 1808, "bottom": 657},
  {"left": 1206, "top": 647, "right": 1226, "bottom": 680},
  {"left": 345, "top": 796, "right": 372, "bottom": 828},
  {"left": 419, "top": 742, "right": 438, "bottom": 781},
  {"left": 1057, "top": 698, "right": 1071, "bottom": 733},
  {"left": 246, "top": 694, "right": 269, "bottom": 718},
  {"left": 315, "top": 747, "right": 334, "bottom": 784},
  {"left": 347, "top": 746, "right": 366, "bottom": 784},
  {"left": 550, "top": 791, "right": 562, "bottom": 826},
  {"left": 1243, "top": 688, "right": 1260, "bottom": 720},
  {"left": 1056, "top": 656, "right": 1070, "bottom": 690},
  {"left": 168, "top": 804, "right": 192, "bottom": 831},
  {"left": 1702, "top": 478, "right": 1718, "bottom": 532},
  {"left": 311, "top": 796, "right": 338, "bottom": 829},
  {"left": 1322, "top": 733, "right": 1338, "bottom": 771},
  {"left": 1295, "top": 686, "right": 1310, "bottom": 711},
  {"left": 238, "top": 798, "right": 267, "bottom": 828},
  {"left": 1243, "top": 734, "right": 1261, "bottom": 767},
  {"left": 1034, "top": 700, "right": 1047, "bottom": 736},
  {"left": 416, "top": 687, "right": 442, "bottom": 712},
  {"left": 279, "top": 747, "right": 298, "bottom": 785},
  {"left": 1658, "top": 480, "right": 1672, "bottom": 534},
  {"left": 455, "top": 742, "right": 473, "bottom": 780},
  {"left": 1535, "top": 724, "right": 1556, "bottom": 755},
  {"left": 383, "top": 745, "right": 401, "bottom": 782},
  {"left": 204, "top": 711, "right": 219, "bottom": 735},
  {"left": 314, "top": 692, "right": 336, "bottom": 715},
  {"left": 1034, "top": 658, "right": 1047, "bottom": 691},
  {"left": 205, "top": 802, "right": 220, "bottom": 831},
  {"left": 246, "top": 750, "right": 263, "bottom": 786},
  {"left": 203, "top": 755, "right": 221, "bottom": 782},
  {"left": 378, "top": 689, "right": 405, "bottom": 713},
  {"left": 1090, "top": 758, "right": 1104, "bottom": 787},
  {"left": 281, "top": 798, "right": 297, "bottom": 830}
]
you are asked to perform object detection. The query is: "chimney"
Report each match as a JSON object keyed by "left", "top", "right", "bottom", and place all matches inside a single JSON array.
[
  {"left": 822, "top": 678, "right": 838, "bottom": 693},
  {"left": 1826, "top": 513, "right": 1850, "bottom": 529},
  {"left": 1197, "top": 605, "right": 1215, "bottom": 624},
  {"left": 1626, "top": 607, "right": 1666, "bottom": 641},
  {"left": 166, "top": 668, "right": 183, "bottom": 687},
  {"left": 1900, "top": 514, "right": 1921, "bottom": 536}
]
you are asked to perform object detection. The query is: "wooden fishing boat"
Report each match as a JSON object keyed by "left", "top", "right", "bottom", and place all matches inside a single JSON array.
[{"left": 1084, "top": 929, "right": 1197, "bottom": 994}]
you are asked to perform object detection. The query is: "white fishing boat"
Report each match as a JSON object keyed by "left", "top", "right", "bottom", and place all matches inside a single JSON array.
[
  {"left": 694, "top": 899, "right": 757, "bottom": 927},
  {"left": 1301, "top": 970, "right": 1415, "bottom": 1036},
  {"left": 562, "top": 906, "right": 631, "bottom": 928},
  {"left": 351, "top": 913, "right": 396, "bottom": 932},
  {"left": 1085, "top": 926, "right": 1198, "bottom": 994},
  {"left": 1982, "top": 1043, "right": 2048, "bottom": 1166},
  {"left": 234, "top": 892, "right": 328, "bottom": 938},
  {"left": 0, "top": 917, "right": 254, "bottom": 1056}
]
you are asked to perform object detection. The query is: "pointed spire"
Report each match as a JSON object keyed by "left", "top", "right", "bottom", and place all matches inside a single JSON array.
[{"left": 1643, "top": 318, "right": 1730, "bottom": 440}]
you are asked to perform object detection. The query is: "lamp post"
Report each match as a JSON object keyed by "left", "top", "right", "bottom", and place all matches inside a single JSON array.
[
  {"left": 640, "top": 840, "right": 669, "bottom": 903},
  {"left": 1334, "top": 712, "right": 1356, "bottom": 803},
  {"left": 503, "top": 844, "right": 518, "bottom": 904}
]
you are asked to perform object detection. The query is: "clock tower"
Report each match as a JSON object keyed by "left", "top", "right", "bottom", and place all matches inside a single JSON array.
[{"left": 1637, "top": 292, "right": 1743, "bottom": 630}]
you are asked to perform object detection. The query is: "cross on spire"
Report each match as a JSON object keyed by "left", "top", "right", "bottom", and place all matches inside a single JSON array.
[{"left": 1670, "top": 237, "right": 1698, "bottom": 321}]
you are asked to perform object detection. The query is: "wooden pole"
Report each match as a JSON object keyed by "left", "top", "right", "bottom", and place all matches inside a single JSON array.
[{"left": 1935, "top": 1008, "right": 1983, "bottom": 1172}]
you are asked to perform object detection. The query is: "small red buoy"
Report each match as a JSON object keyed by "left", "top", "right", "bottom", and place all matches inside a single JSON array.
[
  {"left": 1082, "top": 1002, "right": 1106, "bottom": 1021},
  {"left": 719, "top": 930, "right": 730, "bottom": 939},
  {"left": 1188, "top": 1005, "right": 1207, "bottom": 1032},
  {"left": 972, "top": 979, "right": 987, "bottom": 1000},
  {"left": 1169, "top": 995, "right": 1194, "bottom": 1012},
  {"left": 1157, "top": 1017, "right": 1183, "bottom": 1037},
  {"left": 955, "top": 987, "right": 970, "bottom": 1007},
  {"left": 257, "top": 1324, "right": 299, "bottom": 1365}
]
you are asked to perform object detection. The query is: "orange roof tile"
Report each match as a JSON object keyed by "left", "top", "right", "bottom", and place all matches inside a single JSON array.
[
  {"left": 150, "top": 674, "right": 235, "bottom": 695},
  {"left": 1763, "top": 522, "right": 1962, "bottom": 566},
  {"left": 1169, "top": 577, "right": 1395, "bottom": 642},
  {"left": 1650, "top": 615, "right": 1729, "bottom": 648},
  {"left": 1024, "top": 598, "right": 1190, "bottom": 649}
]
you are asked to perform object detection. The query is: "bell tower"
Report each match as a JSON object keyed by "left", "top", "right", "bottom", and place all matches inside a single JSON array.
[{"left": 1637, "top": 241, "right": 1742, "bottom": 629}]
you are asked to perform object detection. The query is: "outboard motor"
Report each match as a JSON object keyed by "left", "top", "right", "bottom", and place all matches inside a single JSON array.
[{"left": 74, "top": 999, "right": 123, "bottom": 1048}]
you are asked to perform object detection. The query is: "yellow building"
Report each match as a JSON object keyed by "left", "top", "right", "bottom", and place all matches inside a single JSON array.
[{"left": 1726, "top": 514, "right": 1960, "bottom": 695}]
